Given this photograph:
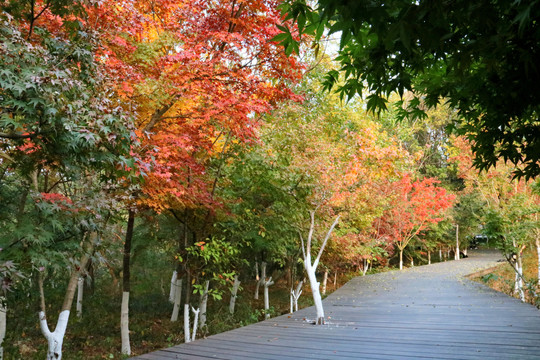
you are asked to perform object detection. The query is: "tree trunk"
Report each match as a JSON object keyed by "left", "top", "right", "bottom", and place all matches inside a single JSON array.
[
  {"left": 428, "top": 250, "right": 431, "bottom": 265},
  {"left": 333, "top": 272, "right": 337, "bottom": 288},
  {"left": 191, "top": 307, "right": 200, "bottom": 342},
  {"left": 362, "top": 259, "right": 369, "bottom": 276},
  {"left": 305, "top": 263, "right": 324, "bottom": 324},
  {"left": 322, "top": 270, "right": 328, "bottom": 295},
  {"left": 439, "top": 248, "right": 442, "bottom": 261},
  {"left": 254, "top": 261, "right": 266, "bottom": 300},
  {"left": 263, "top": 277, "right": 274, "bottom": 319},
  {"left": 76, "top": 277, "right": 84, "bottom": 318},
  {"left": 0, "top": 298, "right": 5, "bottom": 360},
  {"left": 198, "top": 281, "right": 209, "bottom": 330},
  {"left": 169, "top": 271, "right": 178, "bottom": 303},
  {"left": 536, "top": 238, "right": 540, "bottom": 283},
  {"left": 39, "top": 240, "right": 93, "bottom": 360},
  {"left": 516, "top": 252, "right": 525, "bottom": 302},
  {"left": 183, "top": 304, "right": 190, "bottom": 343},
  {"left": 290, "top": 280, "right": 303, "bottom": 313},
  {"left": 170, "top": 278, "right": 183, "bottom": 322},
  {"left": 121, "top": 209, "right": 134, "bottom": 356},
  {"left": 229, "top": 275, "right": 240, "bottom": 315},
  {"left": 455, "top": 224, "right": 460, "bottom": 260},
  {"left": 399, "top": 248, "right": 404, "bottom": 270}
]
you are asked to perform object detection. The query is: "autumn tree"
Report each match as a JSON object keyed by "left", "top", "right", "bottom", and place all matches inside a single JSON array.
[
  {"left": 279, "top": 0, "right": 540, "bottom": 179},
  {"left": 376, "top": 175, "right": 455, "bottom": 270}
]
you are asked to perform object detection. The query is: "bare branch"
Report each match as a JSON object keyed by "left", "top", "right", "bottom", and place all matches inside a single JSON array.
[{"left": 313, "top": 215, "right": 341, "bottom": 271}]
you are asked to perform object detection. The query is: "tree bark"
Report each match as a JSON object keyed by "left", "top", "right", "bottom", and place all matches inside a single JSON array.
[
  {"left": 263, "top": 277, "right": 274, "bottom": 319},
  {"left": 399, "top": 248, "right": 404, "bottom": 270},
  {"left": 183, "top": 304, "right": 190, "bottom": 343},
  {"left": 322, "top": 270, "right": 328, "bottom": 295},
  {"left": 39, "top": 237, "right": 93, "bottom": 360},
  {"left": 439, "top": 248, "right": 442, "bottom": 261},
  {"left": 169, "top": 271, "right": 178, "bottom": 303},
  {"left": 536, "top": 238, "right": 540, "bottom": 283},
  {"left": 0, "top": 298, "right": 5, "bottom": 360},
  {"left": 170, "top": 278, "right": 183, "bottom": 322},
  {"left": 198, "top": 281, "right": 209, "bottom": 330},
  {"left": 121, "top": 209, "right": 135, "bottom": 356},
  {"left": 428, "top": 250, "right": 431, "bottom": 265},
  {"left": 455, "top": 224, "right": 460, "bottom": 261},
  {"left": 191, "top": 307, "right": 200, "bottom": 342},
  {"left": 229, "top": 275, "right": 240, "bottom": 315},
  {"left": 76, "top": 277, "right": 83, "bottom": 318},
  {"left": 254, "top": 262, "right": 266, "bottom": 300}
]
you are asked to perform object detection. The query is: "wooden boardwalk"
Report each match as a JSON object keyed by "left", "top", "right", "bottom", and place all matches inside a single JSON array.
[{"left": 132, "top": 250, "right": 540, "bottom": 359}]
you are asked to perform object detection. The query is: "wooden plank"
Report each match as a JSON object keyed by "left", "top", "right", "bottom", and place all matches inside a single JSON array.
[{"left": 131, "top": 250, "right": 540, "bottom": 360}]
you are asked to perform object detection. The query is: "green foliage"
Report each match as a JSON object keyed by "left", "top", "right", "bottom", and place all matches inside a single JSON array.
[
  {"left": 0, "top": 14, "right": 135, "bottom": 180},
  {"left": 279, "top": 0, "right": 540, "bottom": 178}
]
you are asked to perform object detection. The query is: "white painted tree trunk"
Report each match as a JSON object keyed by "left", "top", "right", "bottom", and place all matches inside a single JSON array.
[
  {"left": 300, "top": 213, "right": 340, "bottom": 325},
  {"left": 305, "top": 263, "right": 324, "bottom": 324},
  {"left": 170, "top": 278, "right": 183, "bottom": 322},
  {"left": 516, "top": 255, "right": 525, "bottom": 302},
  {"left": 399, "top": 248, "right": 404, "bottom": 270},
  {"left": 410, "top": 258, "right": 414, "bottom": 267},
  {"left": 120, "top": 291, "right": 131, "bottom": 355},
  {"left": 463, "top": 248, "right": 468, "bottom": 256},
  {"left": 169, "top": 271, "right": 178, "bottom": 303},
  {"left": 191, "top": 307, "right": 200, "bottom": 342},
  {"left": 263, "top": 276, "right": 274, "bottom": 319},
  {"left": 183, "top": 304, "right": 190, "bottom": 343},
  {"left": 198, "top": 281, "right": 209, "bottom": 330},
  {"left": 455, "top": 224, "right": 460, "bottom": 260},
  {"left": 290, "top": 281, "right": 303, "bottom": 313},
  {"left": 428, "top": 250, "right": 431, "bottom": 265},
  {"left": 0, "top": 298, "right": 6, "bottom": 360},
  {"left": 439, "top": 248, "right": 442, "bottom": 261},
  {"left": 229, "top": 275, "right": 240, "bottom": 315},
  {"left": 76, "top": 277, "right": 84, "bottom": 318},
  {"left": 40, "top": 310, "right": 70, "bottom": 360},
  {"left": 322, "top": 270, "right": 328, "bottom": 295},
  {"left": 362, "top": 259, "right": 369, "bottom": 276}
]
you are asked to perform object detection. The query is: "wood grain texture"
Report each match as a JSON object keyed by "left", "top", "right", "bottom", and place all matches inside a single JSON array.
[{"left": 131, "top": 250, "right": 540, "bottom": 359}]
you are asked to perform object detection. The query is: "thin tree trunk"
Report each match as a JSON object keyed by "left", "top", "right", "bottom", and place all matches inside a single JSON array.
[
  {"left": 39, "top": 239, "right": 93, "bottom": 360},
  {"left": 198, "top": 281, "right": 209, "bottom": 330},
  {"left": 428, "top": 250, "right": 431, "bottom": 265},
  {"left": 536, "top": 238, "right": 540, "bottom": 283},
  {"left": 399, "top": 248, "right": 403, "bottom": 270},
  {"left": 169, "top": 271, "right": 178, "bottom": 303},
  {"left": 333, "top": 272, "right": 337, "bottom": 288},
  {"left": 290, "top": 280, "right": 303, "bottom": 313},
  {"left": 170, "top": 278, "right": 183, "bottom": 322},
  {"left": 263, "top": 277, "right": 274, "bottom": 319},
  {"left": 439, "top": 248, "right": 442, "bottom": 261},
  {"left": 455, "top": 224, "right": 460, "bottom": 260},
  {"left": 229, "top": 275, "right": 240, "bottom": 315},
  {"left": 322, "top": 270, "right": 328, "bottom": 295},
  {"left": 191, "top": 307, "right": 200, "bottom": 342},
  {"left": 121, "top": 209, "right": 135, "bottom": 356},
  {"left": 0, "top": 298, "right": 5, "bottom": 360},
  {"left": 76, "top": 277, "right": 84, "bottom": 318},
  {"left": 516, "top": 253, "right": 525, "bottom": 302},
  {"left": 254, "top": 261, "right": 266, "bottom": 300},
  {"left": 183, "top": 304, "right": 190, "bottom": 343}
]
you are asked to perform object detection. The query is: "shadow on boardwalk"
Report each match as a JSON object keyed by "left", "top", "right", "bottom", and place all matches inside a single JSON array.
[{"left": 132, "top": 250, "right": 540, "bottom": 359}]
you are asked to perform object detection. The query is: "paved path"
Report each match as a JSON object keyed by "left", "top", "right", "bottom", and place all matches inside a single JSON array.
[{"left": 132, "top": 250, "right": 540, "bottom": 359}]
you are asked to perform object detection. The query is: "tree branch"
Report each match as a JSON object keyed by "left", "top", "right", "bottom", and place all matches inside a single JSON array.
[{"left": 313, "top": 215, "right": 340, "bottom": 271}]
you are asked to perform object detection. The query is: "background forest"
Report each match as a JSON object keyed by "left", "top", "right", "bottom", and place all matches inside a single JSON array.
[{"left": 0, "top": 0, "right": 539, "bottom": 359}]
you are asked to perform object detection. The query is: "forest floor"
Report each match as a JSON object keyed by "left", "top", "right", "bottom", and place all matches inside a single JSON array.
[{"left": 470, "top": 246, "right": 539, "bottom": 307}]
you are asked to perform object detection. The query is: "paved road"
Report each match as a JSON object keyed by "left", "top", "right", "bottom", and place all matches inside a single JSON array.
[{"left": 132, "top": 250, "right": 540, "bottom": 359}]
